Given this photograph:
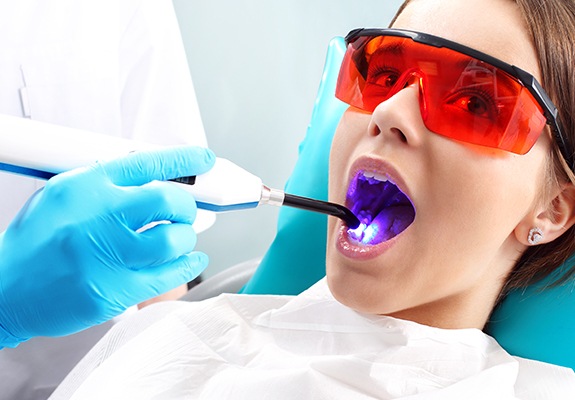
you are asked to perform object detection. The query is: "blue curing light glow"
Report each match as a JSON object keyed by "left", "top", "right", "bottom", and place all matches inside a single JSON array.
[{"left": 347, "top": 221, "right": 379, "bottom": 245}]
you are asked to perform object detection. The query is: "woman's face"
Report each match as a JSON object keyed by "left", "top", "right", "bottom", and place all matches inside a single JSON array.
[{"left": 326, "top": 0, "right": 552, "bottom": 328}]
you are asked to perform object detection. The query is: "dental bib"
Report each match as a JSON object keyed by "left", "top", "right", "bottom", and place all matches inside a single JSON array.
[{"left": 49, "top": 280, "right": 575, "bottom": 399}]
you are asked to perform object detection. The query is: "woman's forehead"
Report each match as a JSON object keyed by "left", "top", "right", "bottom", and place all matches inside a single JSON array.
[{"left": 391, "top": 0, "right": 541, "bottom": 80}]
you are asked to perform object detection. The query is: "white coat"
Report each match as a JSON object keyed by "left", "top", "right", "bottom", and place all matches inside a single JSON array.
[
  {"left": 0, "top": 1, "right": 210, "bottom": 398},
  {"left": 0, "top": 0, "right": 208, "bottom": 231}
]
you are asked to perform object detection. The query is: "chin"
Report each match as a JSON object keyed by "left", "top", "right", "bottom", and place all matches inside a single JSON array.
[{"left": 325, "top": 256, "right": 394, "bottom": 315}]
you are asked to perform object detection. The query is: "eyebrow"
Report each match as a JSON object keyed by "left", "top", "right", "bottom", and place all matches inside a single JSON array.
[
  {"left": 366, "top": 37, "right": 521, "bottom": 92},
  {"left": 369, "top": 41, "right": 404, "bottom": 57}
]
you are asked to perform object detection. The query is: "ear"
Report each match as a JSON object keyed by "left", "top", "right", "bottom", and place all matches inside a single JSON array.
[{"left": 515, "top": 184, "right": 575, "bottom": 246}]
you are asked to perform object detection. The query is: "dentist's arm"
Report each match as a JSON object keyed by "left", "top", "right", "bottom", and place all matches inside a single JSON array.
[{"left": 0, "top": 146, "right": 215, "bottom": 348}]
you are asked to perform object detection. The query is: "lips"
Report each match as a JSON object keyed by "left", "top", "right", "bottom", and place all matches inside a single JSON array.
[{"left": 344, "top": 164, "right": 415, "bottom": 247}]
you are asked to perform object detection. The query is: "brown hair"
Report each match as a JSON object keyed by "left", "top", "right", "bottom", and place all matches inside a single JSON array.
[
  {"left": 390, "top": 0, "right": 575, "bottom": 294},
  {"left": 502, "top": 0, "right": 575, "bottom": 294}
]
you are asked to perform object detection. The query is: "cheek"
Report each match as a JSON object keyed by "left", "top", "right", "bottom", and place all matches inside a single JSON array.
[
  {"left": 329, "top": 112, "right": 364, "bottom": 192},
  {"left": 331, "top": 111, "right": 363, "bottom": 156},
  {"left": 427, "top": 151, "right": 543, "bottom": 244}
]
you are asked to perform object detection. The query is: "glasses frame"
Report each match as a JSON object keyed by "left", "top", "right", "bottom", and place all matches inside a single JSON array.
[{"left": 344, "top": 28, "right": 573, "bottom": 170}]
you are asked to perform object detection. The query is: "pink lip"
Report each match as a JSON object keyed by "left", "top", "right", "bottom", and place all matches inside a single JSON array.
[{"left": 335, "top": 156, "right": 413, "bottom": 261}]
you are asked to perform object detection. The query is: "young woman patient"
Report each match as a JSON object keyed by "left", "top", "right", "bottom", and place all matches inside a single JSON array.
[{"left": 50, "top": 0, "right": 575, "bottom": 398}]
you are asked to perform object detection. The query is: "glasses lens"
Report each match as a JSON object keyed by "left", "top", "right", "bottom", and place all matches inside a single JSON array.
[{"left": 335, "top": 34, "right": 547, "bottom": 154}]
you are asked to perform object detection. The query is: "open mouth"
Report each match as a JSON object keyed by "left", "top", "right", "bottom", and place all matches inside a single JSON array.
[{"left": 345, "top": 170, "right": 415, "bottom": 245}]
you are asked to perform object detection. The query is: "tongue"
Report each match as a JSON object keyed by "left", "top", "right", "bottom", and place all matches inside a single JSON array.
[{"left": 364, "top": 204, "right": 414, "bottom": 244}]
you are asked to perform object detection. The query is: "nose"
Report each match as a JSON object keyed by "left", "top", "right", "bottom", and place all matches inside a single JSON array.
[{"left": 367, "top": 73, "right": 426, "bottom": 148}]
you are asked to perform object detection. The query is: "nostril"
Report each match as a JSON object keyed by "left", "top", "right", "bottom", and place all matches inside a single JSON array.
[
  {"left": 370, "top": 124, "right": 381, "bottom": 137},
  {"left": 392, "top": 128, "right": 408, "bottom": 143}
]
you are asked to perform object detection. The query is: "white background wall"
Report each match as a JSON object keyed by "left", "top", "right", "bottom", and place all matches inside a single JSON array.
[{"left": 172, "top": 0, "right": 404, "bottom": 277}]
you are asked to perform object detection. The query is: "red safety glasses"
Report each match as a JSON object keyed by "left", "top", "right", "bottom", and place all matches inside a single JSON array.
[{"left": 336, "top": 28, "right": 573, "bottom": 168}]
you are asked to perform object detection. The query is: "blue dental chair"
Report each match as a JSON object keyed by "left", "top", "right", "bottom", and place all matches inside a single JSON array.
[{"left": 187, "top": 37, "right": 575, "bottom": 371}]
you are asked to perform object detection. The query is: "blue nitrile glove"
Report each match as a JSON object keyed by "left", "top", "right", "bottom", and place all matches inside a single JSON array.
[{"left": 0, "top": 146, "right": 215, "bottom": 348}]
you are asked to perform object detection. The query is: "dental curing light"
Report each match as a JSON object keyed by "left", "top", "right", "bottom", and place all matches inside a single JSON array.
[
  {"left": 0, "top": 115, "right": 359, "bottom": 228},
  {"left": 173, "top": 158, "right": 359, "bottom": 228}
]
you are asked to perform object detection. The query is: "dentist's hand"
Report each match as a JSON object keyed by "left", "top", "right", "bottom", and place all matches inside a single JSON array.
[{"left": 0, "top": 146, "right": 215, "bottom": 348}]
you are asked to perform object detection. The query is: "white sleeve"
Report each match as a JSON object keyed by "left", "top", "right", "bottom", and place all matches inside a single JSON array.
[{"left": 118, "top": 0, "right": 207, "bottom": 147}]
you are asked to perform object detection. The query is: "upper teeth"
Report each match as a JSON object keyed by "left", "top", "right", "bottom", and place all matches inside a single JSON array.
[{"left": 362, "top": 170, "right": 388, "bottom": 182}]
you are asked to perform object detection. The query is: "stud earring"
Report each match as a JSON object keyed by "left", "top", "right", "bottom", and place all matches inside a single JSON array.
[{"left": 528, "top": 227, "right": 544, "bottom": 245}]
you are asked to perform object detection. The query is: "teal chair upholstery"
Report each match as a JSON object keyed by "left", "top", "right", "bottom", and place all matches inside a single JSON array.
[
  {"left": 240, "top": 38, "right": 348, "bottom": 296},
  {"left": 240, "top": 37, "right": 575, "bottom": 370}
]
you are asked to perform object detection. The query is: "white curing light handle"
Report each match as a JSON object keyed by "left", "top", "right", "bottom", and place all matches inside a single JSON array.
[
  {"left": 0, "top": 115, "right": 262, "bottom": 212},
  {"left": 175, "top": 158, "right": 263, "bottom": 212},
  {"left": 0, "top": 114, "right": 157, "bottom": 178}
]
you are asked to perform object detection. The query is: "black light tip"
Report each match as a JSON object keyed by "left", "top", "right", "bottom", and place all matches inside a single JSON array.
[{"left": 343, "top": 211, "right": 360, "bottom": 229}]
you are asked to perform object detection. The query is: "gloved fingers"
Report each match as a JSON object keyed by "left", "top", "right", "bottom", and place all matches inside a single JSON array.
[
  {"left": 135, "top": 251, "right": 209, "bottom": 300},
  {"left": 120, "top": 181, "right": 198, "bottom": 230},
  {"left": 98, "top": 146, "right": 216, "bottom": 187},
  {"left": 124, "top": 221, "right": 198, "bottom": 269}
]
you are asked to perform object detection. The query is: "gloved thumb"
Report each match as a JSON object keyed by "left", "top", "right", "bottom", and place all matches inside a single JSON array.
[
  {"left": 99, "top": 146, "right": 216, "bottom": 187},
  {"left": 137, "top": 251, "right": 210, "bottom": 299}
]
